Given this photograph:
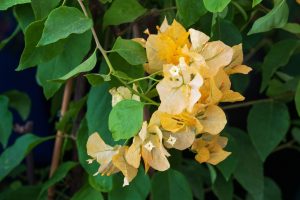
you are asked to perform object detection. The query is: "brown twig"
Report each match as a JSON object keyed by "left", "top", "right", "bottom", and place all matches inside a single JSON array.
[
  {"left": 222, "top": 98, "right": 273, "bottom": 110},
  {"left": 48, "top": 79, "right": 73, "bottom": 199}
]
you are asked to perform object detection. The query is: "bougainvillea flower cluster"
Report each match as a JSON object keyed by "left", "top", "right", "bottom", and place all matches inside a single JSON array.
[{"left": 87, "top": 19, "right": 252, "bottom": 186}]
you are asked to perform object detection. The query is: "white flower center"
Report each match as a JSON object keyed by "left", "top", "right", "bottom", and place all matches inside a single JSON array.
[
  {"left": 86, "top": 159, "right": 94, "bottom": 164},
  {"left": 144, "top": 141, "right": 155, "bottom": 151},
  {"left": 167, "top": 135, "right": 177, "bottom": 146},
  {"left": 169, "top": 66, "right": 180, "bottom": 77}
]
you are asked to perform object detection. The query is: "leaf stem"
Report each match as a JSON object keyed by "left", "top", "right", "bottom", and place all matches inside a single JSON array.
[
  {"left": 222, "top": 98, "right": 274, "bottom": 110},
  {"left": 127, "top": 70, "right": 162, "bottom": 84},
  {"left": 77, "top": 0, "right": 115, "bottom": 74}
]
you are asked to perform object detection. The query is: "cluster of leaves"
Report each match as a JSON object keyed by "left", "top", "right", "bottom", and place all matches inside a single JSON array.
[{"left": 0, "top": 0, "right": 300, "bottom": 200}]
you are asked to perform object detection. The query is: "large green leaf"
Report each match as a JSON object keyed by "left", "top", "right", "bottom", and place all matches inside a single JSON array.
[
  {"left": 248, "top": 0, "right": 289, "bottom": 35},
  {"left": 37, "top": 31, "right": 92, "bottom": 99},
  {"left": 108, "top": 168, "right": 150, "bottom": 200},
  {"left": 0, "top": 134, "right": 50, "bottom": 181},
  {"left": 247, "top": 177, "right": 282, "bottom": 200},
  {"left": 0, "top": 0, "right": 31, "bottom": 10},
  {"left": 212, "top": 173, "right": 233, "bottom": 200},
  {"left": 212, "top": 18, "right": 242, "bottom": 46},
  {"left": 17, "top": 20, "right": 66, "bottom": 71},
  {"left": 112, "top": 37, "right": 147, "bottom": 65},
  {"left": 87, "top": 83, "right": 115, "bottom": 145},
  {"left": 203, "top": 0, "right": 231, "bottom": 13},
  {"left": 77, "top": 119, "right": 113, "bottom": 192},
  {"left": 231, "top": 127, "right": 264, "bottom": 200},
  {"left": 248, "top": 102, "right": 290, "bottom": 161},
  {"left": 55, "top": 50, "right": 97, "bottom": 81},
  {"left": 151, "top": 169, "right": 193, "bottom": 200},
  {"left": 295, "top": 81, "right": 300, "bottom": 117},
  {"left": 4, "top": 90, "right": 31, "bottom": 121},
  {"left": 31, "top": 0, "right": 60, "bottom": 20},
  {"left": 109, "top": 100, "right": 144, "bottom": 141},
  {"left": 0, "top": 96, "right": 13, "bottom": 148},
  {"left": 71, "top": 184, "right": 103, "bottom": 200},
  {"left": 37, "top": 161, "right": 78, "bottom": 199},
  {"left": 103, "top": 0, "right": 146, "bottom": 28},
  {"left": 175, "top": 0, "right": 207, "bottom": 27},
  {"left": 38, "top": 6, "right": 93, "bottom": 46},
  {"left": 260, "top": 39, "right": 300, "bottom": 92},
  {"left": 13, "top": 4, "right": 35, "bottom": 32}
]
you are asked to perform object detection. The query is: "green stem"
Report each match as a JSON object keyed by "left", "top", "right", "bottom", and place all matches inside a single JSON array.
[
  {"left": 77, "top": 0, "right": 114, "bottom": 74},
  {"left": 116, "top": 76, "right": 159, "bottom": 106},
  {"left": 127, "top": 71, "right": 162, "bottom": 84},
  {"left": 62, "top": 0, "right": 67, "bottom": 6},
  {"left": 222, "top": 98, "right": 273, "bottom": 110}
]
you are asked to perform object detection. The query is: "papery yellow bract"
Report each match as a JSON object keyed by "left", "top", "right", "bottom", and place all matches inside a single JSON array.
[{"left": 191, "top": 134, "right": 231, "bottom": 165}]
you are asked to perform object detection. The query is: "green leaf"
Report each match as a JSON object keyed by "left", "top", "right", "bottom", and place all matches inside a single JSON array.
[
  {"left": 151, "top": 169, "right": 193, "bottom": 200},
  {"left": 17, "top": 20, "right": 66, "bottom": 71},
  {"left": 212, "top": 18, "right": 242, "bottom": 46},
  {"left": 55, "top": 50, "right": 98, "bottom": 81},
  {"left": 207, "top": 164, "right": 217, "bottom": 184},
  {"left": 248, "top": 0, "right": 289, "bottom": 35},
  {"left": 0, "top": 26, "right": 20, "bottom": 50},
  {"left": 38, "top": 161, "right": 78, "bottom": 199},
  {"left": 260, "top": 39, "right": 300, "bottom": 92},
  {"left": 0, "top": 96, "right": 13, "bottom": 148},
  {"left": 87, "top": 83, "right": 115, "bottom": 145},
  {"left": 31, "top": 0, "right": 60, "bottom": 20},
  {"left": 252, "top": 0, "right": 263, "bottom": 7},
  {"left": 231, "top": 127, "right": 264, "bottom": 200},
  {"left": 247, "top": 177, "right": 282, "bottom": 200},
  {"left": 175, "top": 0, "right": 207, "bottom": 27},
  {"left": 248, "top": 102, "right": 290, "bottom": 161},
  {"left": 217, "top": 133, "right": 240, "bottom": 181},
  {"left": 103, "top": 0, "right": 146, "bottom": 28},
  {"left": 37, "top": 31, "right": 92, "bottom": 99},
  {"left": 13, "top": 4, "right": 35, "bottom": 32},
  {"left": 108, "top": 168, "right": 150, "bottom": 200},
  {"left": 203, "top": 0, "right": 231, "bottom": 13},
  {"left": 3, "top": 90, "right": 31, "bottom": 121},
  {"left": 38, "top": 6, "right": 93, "bottom": 46},
  {"left": 282, "top": 23, "right": 300, "bottom": 34},
  {"left": 85, "top": 73, "right": 105, "bottom": 86},
  {"left": 292, "top": 127, "right": 300, "bottom": 144},
  {"left": 77, "top": 119, "right": 113, "bottom": 192},
  {"left": 295, "top": 81, "right": 300, "bottom": 117},
  {"left": 71, "top": 184, "right": 103, "bottom": 200},
  {"left": 212, "top": 173, "right": 233, "bottom": 200},
  {"left": 0, "top": 134, "right": 50, "bottom": 181},
  {"left": 112, "top": 37, "right": 147, "bottom": 65},
  {"left": 0, "top": 0, "right": 31, "bottom": 10},
  {"left": 109, "top": 100, "right": 144, "bottom": 141}
]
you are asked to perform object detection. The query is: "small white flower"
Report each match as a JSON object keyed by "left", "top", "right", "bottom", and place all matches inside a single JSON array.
[
  {"left": 144, "top": 141, "right": 155, "bottom": 151},
  {"left": 123, "top": 177, "right": 129, "bottom": 187},
  {"left": 86, "top": 159, "right": 94, "bottom": 164},
  {"left": 167, "top": 135, "right": 177, "bottom": 146},
  {"left": 169, "top": 65, "right": 180, "bottom": 77}
]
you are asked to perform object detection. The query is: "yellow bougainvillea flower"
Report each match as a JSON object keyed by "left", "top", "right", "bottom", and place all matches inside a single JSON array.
[
  {"left": 196, "top": 105, "right": 227, "bottom": 135},
  {"left": 126, "top": 121, "right": 170, "bottom": 172},
  {"left": 191, "top": 134, "right": 231, "bottom": 165},
  {"left": 145, "top": 19, "right": 190, "bottom": 74},
  {"left": 224, "top": 44, "right": 252, "bottom": 75},
  {"left": 87, "top": 133, "right": 138, "bottom": 186},
  {"left": 109, "top": 84, "right": 140, "bottom": 106},
  {"left": 156, "top": 57, "right": 203, "bottom": 114}
]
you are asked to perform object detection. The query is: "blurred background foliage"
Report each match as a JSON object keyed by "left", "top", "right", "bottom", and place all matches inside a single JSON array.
[{"left": 0, "top": 0, "right": 300, "bottom": 199}]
